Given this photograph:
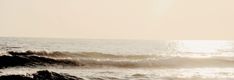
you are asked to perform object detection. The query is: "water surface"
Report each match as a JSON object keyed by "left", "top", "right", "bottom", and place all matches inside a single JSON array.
[{"left": 0, "top": 37, "right": 234, "bottom": 80}]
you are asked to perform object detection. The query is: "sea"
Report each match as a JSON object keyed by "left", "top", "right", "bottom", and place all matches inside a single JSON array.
[{"left": 1, "top": 37, "right": 234, "bottom": 80}]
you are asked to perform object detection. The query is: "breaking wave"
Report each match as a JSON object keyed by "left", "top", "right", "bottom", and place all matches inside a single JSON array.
[{"left": 1, "top": 50, "right": 234, "bottom": 68}]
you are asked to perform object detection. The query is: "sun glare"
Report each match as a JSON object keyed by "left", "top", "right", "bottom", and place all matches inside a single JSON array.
[{"left": 177, "top": 40, "right": 232, "bottom": 53}]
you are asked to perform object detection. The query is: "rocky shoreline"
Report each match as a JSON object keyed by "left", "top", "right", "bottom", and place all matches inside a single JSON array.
[
  {"left": 0, "top": 70, "right": 84, "bottom": 80},
  {"left": 0, "top": 51, "right": 84, "bottom": 80}
]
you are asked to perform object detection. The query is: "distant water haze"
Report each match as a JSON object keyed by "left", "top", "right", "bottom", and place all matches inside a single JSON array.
[{"left": 0, "top": 37, "right": 233, "bottom": 57}]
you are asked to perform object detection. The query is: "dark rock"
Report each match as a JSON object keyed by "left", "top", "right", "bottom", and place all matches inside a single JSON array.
[
  {"left": 0, "top": 75, "right": 33, "bottom": 80},
  {"left": 33, "top": 70, "right": 84, "bottom": 80},
  {"left": 0, "top": 70, "right": 84, "bottom": 80}
]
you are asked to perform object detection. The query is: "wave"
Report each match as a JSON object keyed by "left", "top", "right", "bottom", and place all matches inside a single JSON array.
[
  {"left": 0, "top": 51, "right": 83, "bottom": 69},
  {"left": 2, "top": 50, "right": 234, "bottom": 68}
]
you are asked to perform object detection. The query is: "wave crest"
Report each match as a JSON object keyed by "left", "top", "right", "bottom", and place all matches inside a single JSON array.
[{"left": 2, "top": 50, "right": 234, "bottom": 68}]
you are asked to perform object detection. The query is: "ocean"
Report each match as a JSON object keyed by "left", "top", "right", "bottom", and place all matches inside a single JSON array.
[{"left": 1, "top": 37, "right": 234, "bottom": 80}]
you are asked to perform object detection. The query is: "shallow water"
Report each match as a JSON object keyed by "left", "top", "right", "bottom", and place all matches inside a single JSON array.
[
  {"left": 1, "top": 37, "right": 234, "bottom": 80},
  {"left": 2, "top": 67, "right": 234, "bottom": 80}
]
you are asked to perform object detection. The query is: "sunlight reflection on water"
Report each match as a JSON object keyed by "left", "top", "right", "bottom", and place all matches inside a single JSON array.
[{"left": 177, "top": 40, "right": 232, "bottom": 53}]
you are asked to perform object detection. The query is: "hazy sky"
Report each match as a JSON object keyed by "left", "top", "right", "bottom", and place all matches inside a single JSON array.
[{"left": 0, "top": 0, "right": 234, "bottom": 39}]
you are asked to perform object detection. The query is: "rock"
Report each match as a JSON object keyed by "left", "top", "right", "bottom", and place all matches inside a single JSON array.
[
  {"left": 0, "top": 70, "right": 84, "bottom": 80},
  {"left": 33, "top": 70, "right": 84, "bottom": 80},
  {"left": 0, "top": 75, "right": 33, "bottom": 80}
]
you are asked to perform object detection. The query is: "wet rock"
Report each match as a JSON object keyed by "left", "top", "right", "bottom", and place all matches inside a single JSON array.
[
  {"left": 0, "top": 75, "right": 33, "bottom": 80},
  {"left": 0, "top": 70, "right": 84, "bottom": 80},
  {"left": 33, "top": 70, "right": 84, "bottom": 80}
]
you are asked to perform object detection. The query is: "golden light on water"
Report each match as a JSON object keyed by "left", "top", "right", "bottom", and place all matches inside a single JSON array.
[{"left": 177, "top": 40, "right": 232, "bottom": 53}]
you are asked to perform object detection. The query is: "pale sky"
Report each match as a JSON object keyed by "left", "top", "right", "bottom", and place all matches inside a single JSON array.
[{"left": 0, "top": 0, "right": 234, "bottom": 40}]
